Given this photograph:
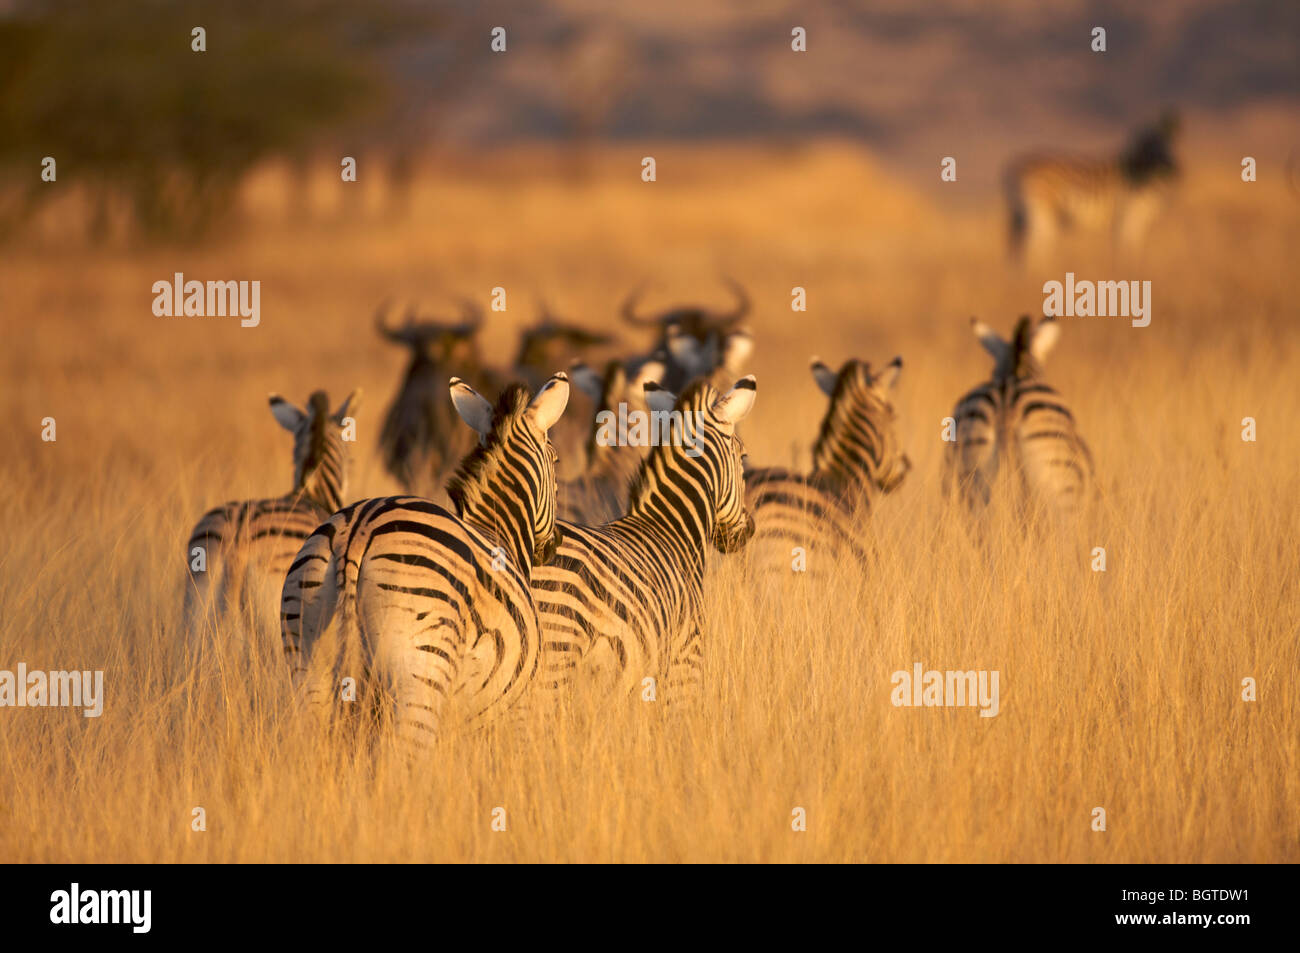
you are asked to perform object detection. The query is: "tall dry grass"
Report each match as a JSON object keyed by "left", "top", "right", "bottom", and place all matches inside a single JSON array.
[{"left": 1, "top": 143, "right": 1297, "bottom": 861}]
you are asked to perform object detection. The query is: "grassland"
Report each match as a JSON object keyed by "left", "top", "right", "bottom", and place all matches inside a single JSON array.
[{"left": 1, "top": 142, "right": 1297, "bottom": 862}]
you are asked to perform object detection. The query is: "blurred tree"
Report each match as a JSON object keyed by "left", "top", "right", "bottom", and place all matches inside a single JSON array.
[{"left": 0, "top": 0, "right": 438, "bottom": 240}]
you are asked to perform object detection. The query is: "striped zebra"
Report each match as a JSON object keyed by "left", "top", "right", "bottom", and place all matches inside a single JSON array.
[
  {"left": 279, "top": 373, "right": 570, "bottom": 743},
  {"left": 743, "top": 357, "right": 910, "bottom": 579},
  {"left": 944, "top": 316, "right": 1094, "bottom": 516},
  {"left": 1005, "top": 111, "right": 1180, "bottom": 260},
  {"left": 532, "top": 375, "right": 757, "bottom": 703},
  {"left": 183, "top": 389, "right": 360, "bottom": 641},
  {"left": 558, "top": 357, "right": 664, "bottom": 524}
]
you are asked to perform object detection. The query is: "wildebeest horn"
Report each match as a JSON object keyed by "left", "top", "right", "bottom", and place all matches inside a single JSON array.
[
  {"left": 375, "top": 299, "right": 412, "bottom": 343},
  {"left": 621, "top": 283, "right": 658, "bottom": 326},
  {"left": 715, "top": 276, "right": 750, "bottom": 326}
]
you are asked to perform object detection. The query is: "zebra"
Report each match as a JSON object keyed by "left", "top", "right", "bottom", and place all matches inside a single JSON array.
[
  {"left": 183, "top": 388, "right": 360, "bottom": 642},
  {"left": 531, "top": 375, "right": 757, "bottom": 704},
  {"left": 558, "top": 357, "right": 664, "bottom": 524},
  {"left": 279, "top": 373, "right": 570, "bottom": 743},
  {"left": 944, "top": 315, "right": 1094, "bottom": 517},
  {"left": 1005, "top": 111, "right": 1180, "bottom": 261},
  {"left": 743, "top": 356, "right": 910, "bottom": 579},
  {"left": 620, "top": 277, "right": 752, "bottom": 391},
  {"left": 375, "top": 298, "right": 506, "bottom": 498}
]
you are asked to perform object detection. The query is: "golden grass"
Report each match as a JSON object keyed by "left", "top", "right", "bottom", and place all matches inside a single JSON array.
[{"left": 1, "top": 143, "right": 1297, "bottom": 862}]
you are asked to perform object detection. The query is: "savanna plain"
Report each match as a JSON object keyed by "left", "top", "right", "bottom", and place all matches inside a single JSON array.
[{"left": 2, "top": 141, "right": 1297, "bottom": 862}]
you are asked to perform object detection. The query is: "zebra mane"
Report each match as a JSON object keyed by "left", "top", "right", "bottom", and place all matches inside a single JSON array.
[
  {"left": 1010, "top": 315, "right": 1042, "bottom": 380},
  {"left": 446, "top": 383, "right": 536, "bottom": 521},
  {"left": 625, "top": 377, "right": 715, "bottom": 512},
  {"left": 810, "top": 364, "right": 893, "bottom": 480},
  {"left": 295, "top": 391, "right": 332, "bottom": 491}
]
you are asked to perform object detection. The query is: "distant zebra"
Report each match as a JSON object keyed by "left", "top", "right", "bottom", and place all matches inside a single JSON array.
[
  {"left": 743, "top": 357, "right": 910, "bottom": 579},
  {"left": 558, "top": 357, "right": 664, "bottom": 524},
  {"left": 375, "top": 298, "right": 505, "bottom": 498},
  {"left": 1005, "top": 111, "right": 1180, "bottom": 260},
  {"left": 184, "top": 389, "right": 360, "bottom": 642},
  {"left": 280, "top": 373, "right": 569, "bottom": 743},
  {"left": 944, "top": 316, "right": 1093, "bottom": 516},
  {"left": 532, "top": 375, "right": 757, "bottom": 703}
]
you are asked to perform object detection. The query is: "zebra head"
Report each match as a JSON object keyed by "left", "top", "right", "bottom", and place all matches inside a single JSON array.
[
  {"left": 972, "top": 315, "right": 1060, "bottom": 384},
  {"left": 637, "top": 375, "right": 758, "bottom": 555},
  {"left": 268, "top": 388, "right": 361, "bottom": 512},
  {"left": 447, "top": 373, "right": 571, "bottom": 569},
  {"left": 809, "top": 356, "right": 911, "bottom": 497}
]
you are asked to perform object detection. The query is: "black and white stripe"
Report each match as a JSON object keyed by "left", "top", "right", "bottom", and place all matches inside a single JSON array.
[
  {"left": 183, "top": 389, "right": 359, "bottom": 636},
  {"left": 744, "top": 357, "right": 910, "bottom": 578},
  {"left": 1005, "top": 112, "right": 1180, "bottom": 260},
  {"left": 280, "top": 373, "right": 569, "bottom": 742},
  {"left": 532, "top": 376, "right": 757, "bottom": 702},
  {"left": 944, "top": 316, "right": 1093, "bottom": 515},
  {"left": 558, "top": 358, "right": 664, "bottom": 524}
]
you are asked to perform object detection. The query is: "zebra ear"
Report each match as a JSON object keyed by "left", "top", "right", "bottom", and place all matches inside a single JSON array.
[
  {"left": 332, "top": 388, "right": 362, "bottom": 423},
  {"left": 971, "top": 318, "right": 1009, "bottom": 364},
  {"left": 569, "top": 362, "right": 604, "bottom": 403},
  {"left": 1030, "top": 319, "right": 1061, "bottom": 364},
  {"left": 643, "top": 381, "right": 677, "bottom": 415},
  {"left": 722, "top": 329, "right": 754, "bottom": 374},
  {"left": 712, "top": 376, "right": 757, "bottom": 425},
  {"left": 810, "top": 358, "right": 837, "bottom": 397},
  {"left": 450, "top": 378, "right": 494, "bottom": 438},
  {"left": 269, "top": 394, "right": 306, "bottom": 433},
  {"left": 525, "top": 372, "right": 570, "bottom": 434},
  {"left": 873, "top": 356, "right": 903, "bottom": 394}
]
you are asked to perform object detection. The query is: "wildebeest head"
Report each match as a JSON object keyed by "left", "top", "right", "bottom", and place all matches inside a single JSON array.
[
  {"left": 376, "top": 298, "right": 487, "bottom": 493},
  {"left": 620, "top": 278, "right": 753, "bottom": 391},
  {"left": 376, "top": 298, "right": 484, "bottom": 369},
  {"left": 514, "top": 301, "right": 615, "bottom": 390}
]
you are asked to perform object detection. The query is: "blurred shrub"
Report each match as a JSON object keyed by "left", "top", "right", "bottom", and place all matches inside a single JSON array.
[{"left": 0, "top": 0, "right": 434, "bottom": 240}]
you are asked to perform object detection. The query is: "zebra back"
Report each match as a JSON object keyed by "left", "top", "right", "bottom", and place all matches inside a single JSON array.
[
  {"left": 745, "top": 356, "right": 909, "bottom": 579},
  {"left": 281, "top": 374, "right": 570, "bottom": 742},
  {"left": 945, "top": 316, "right": 1093, "bottom": 516},
  {"left": 183, "top": 388, "right": 359, "bottom": 637},
  {"left": 533, "top": 375, "right": 757, "bottom": 703}
]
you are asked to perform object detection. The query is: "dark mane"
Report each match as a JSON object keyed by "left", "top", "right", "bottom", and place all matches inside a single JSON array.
[
  {"left": 811, "top": 362, "right": 890, "bottom": 474},
  {"left": 446, "top": 384, "right": 532, "bottom": 515},
  {"left": 625, "top": 378, "right": 715, "bottom": 509}
]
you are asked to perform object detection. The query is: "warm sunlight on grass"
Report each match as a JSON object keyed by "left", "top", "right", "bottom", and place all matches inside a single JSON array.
[{"left": 1, "top": 144, "right": 1296, "bottom": 861}]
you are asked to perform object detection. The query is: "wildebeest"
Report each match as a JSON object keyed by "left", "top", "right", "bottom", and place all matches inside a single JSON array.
[
  {"left": 376, "top": 299, "right": 505, "bottom": 498},
  {"left": 619, "top": 277, "right": 753, "bottom": 391}
]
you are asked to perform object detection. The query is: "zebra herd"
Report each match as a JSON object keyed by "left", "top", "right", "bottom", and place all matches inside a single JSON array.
[{"left": 184, "top": 293, "right": 1093, "bottom": 744}]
